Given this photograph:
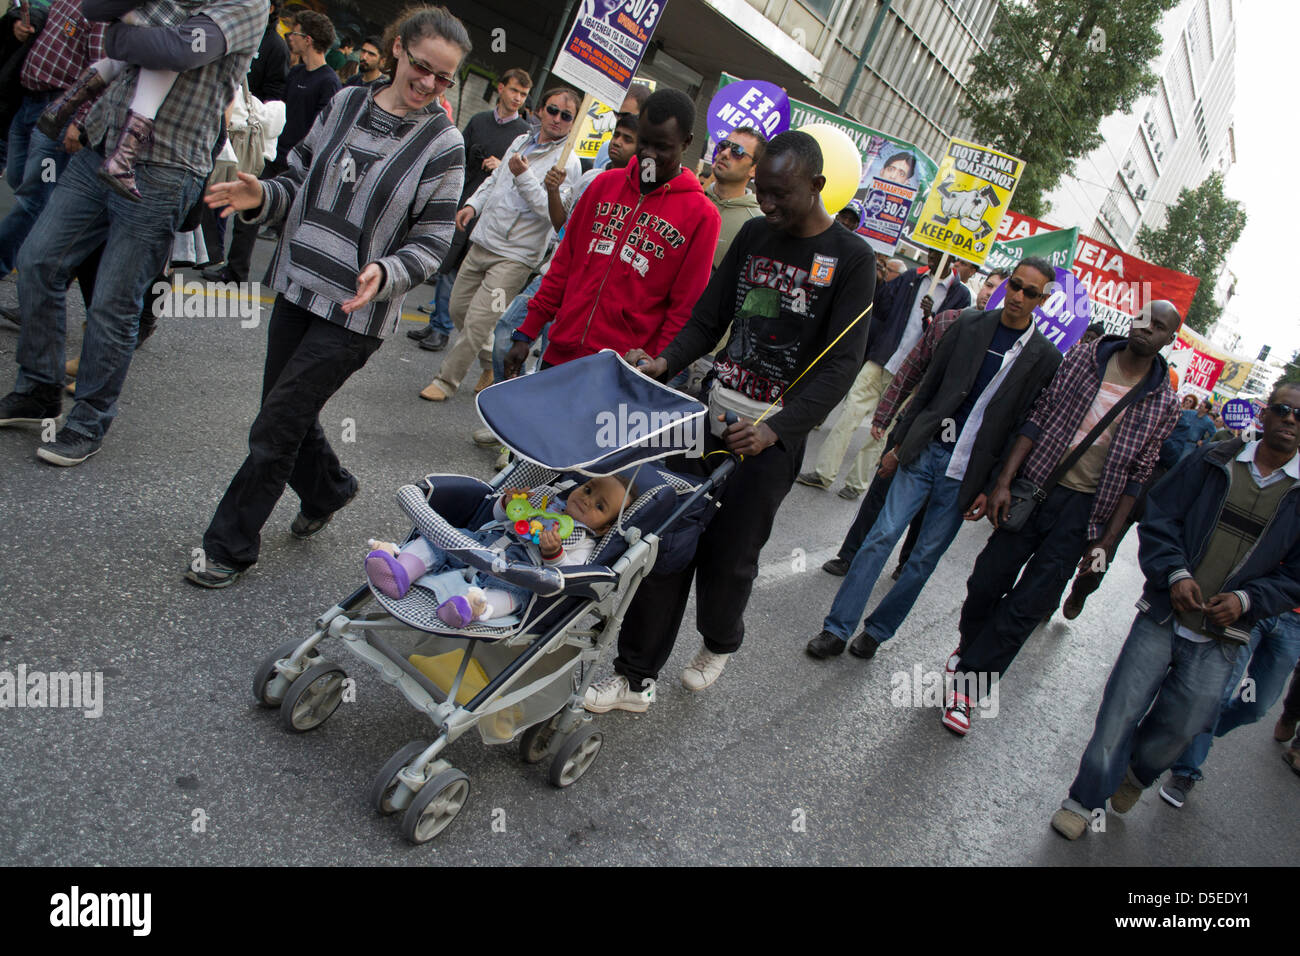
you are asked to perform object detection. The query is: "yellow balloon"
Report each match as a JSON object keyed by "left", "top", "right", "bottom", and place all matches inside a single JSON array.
[{"left": 796, "top": 123, "right": 863, "bottom": 216}]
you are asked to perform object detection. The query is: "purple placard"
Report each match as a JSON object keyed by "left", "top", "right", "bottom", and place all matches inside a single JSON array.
[
  {"left": 552, "top": 0, "right": 667, "bottom": 111},
  {"left": 705, "top": 79, "right": 790, "bottom": 143},
  {"left": 986, "top": 266, "right": 1091, "bottom": 353},
  {"left": 858, "top": 176, "right": 916, "bottom": 255},
  {"left": 1221, "top": 397, "right": 1258, "bottom": 430}
]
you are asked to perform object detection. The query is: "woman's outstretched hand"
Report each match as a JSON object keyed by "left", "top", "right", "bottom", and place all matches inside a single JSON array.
[
  {"left": 343, "top": 263, "right": 383, "bottom": 314},
  {"left": 205, "top": 171, "right": 264, "bottom": 218}
]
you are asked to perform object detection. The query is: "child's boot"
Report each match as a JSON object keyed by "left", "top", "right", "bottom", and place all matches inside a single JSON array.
[
  {"left": 98, "top": 110, "right": 154, "bottom": 201},
  {"left": 37, "top": 69, "right": 107, "bottom": 139},
  {"left": 364, "top": 549, "right": 426, "bottom": 599}
]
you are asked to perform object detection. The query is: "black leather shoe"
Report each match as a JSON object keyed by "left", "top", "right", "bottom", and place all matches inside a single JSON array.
[
  {"left": 407, "top": 323, "right": 433, "bottom": 341},
  {"left": 418, "top": 330, "right": 449, "bottom": 351},
  {"left": 822, "top": 557, "right": 850, "bottom": 576},
  {"left": 806, "top": 630, "right": 846, "bottom": 659},
  {"left": 202, "top": 264, "right": 238, "bottom": 283},
  {"left": 849, "top": 630, "right": 880, "bottom": 659}
]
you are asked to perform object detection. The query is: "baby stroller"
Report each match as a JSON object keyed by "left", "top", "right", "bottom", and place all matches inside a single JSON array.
[{"left": 250, "top": 351, "right": 735, "bottom": 844}]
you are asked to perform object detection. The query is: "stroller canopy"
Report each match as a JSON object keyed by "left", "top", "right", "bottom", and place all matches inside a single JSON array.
[{"left": 475, "top": 351, "right": 707, "bottom": 475}]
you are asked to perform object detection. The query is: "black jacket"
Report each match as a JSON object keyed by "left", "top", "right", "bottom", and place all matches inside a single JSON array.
[
  {"left": 865, "top": 267, "right": 971, "bottom": 367},
  {"left": 247, "top": 20, "right": 288, "bottom": 101},
  {"left": 893, "top": 308, "right": 1061, "bottom": 510}
]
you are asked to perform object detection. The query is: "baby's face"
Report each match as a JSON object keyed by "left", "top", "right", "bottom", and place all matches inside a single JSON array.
[{"left": 566, "top": 476, "right": 631, "bottom": 534}]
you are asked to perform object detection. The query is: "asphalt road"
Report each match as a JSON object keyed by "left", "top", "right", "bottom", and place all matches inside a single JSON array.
[{"left": 0, "top": 231, "right": 1295, "bottom": 867}]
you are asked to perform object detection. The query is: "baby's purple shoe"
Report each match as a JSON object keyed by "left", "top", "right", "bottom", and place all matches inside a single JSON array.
[
  {"left": 436, "top": 595, "right": 475, "bottom": 627},
  {"left": 365, "top": 550, "right": 425, "bottom": 598}
]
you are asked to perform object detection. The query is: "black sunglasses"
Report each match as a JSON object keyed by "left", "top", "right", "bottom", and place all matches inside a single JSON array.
[
  {"left": 545, "top": 104, "right": 575, "bottom": 123},
  {"left": 715, "top": 140, "right": 751, "bottom": 160},
  {"left": 1266, "top": 402, "right": 1300, "bottom": 421},
  {"left": 1007, "top": 276, "right": 1045, "bottom": 300}
]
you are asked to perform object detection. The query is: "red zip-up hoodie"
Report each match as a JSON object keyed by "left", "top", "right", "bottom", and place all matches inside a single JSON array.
[{"left": 517, "top": 162, "right": 721, "bottom": 366}]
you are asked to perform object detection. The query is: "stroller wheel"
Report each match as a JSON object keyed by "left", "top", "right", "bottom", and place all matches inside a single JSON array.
[
  {"left": 400, "top": 768, "right": 470, "bottom": 844},
  {"left": 279, "top": 662, "right": 348, "bottom": 733},
  {"left": 369, "top": 740, "right": 430, "bottom": 815},
  {"left": 252, "top": 638, "right": 315, "bottom": 708},
  {"left": 518, "top": 718, "right": 559, "bottom": 764},
  {"left": 548, "top": 726, "right": 603, "bottom": 788}
]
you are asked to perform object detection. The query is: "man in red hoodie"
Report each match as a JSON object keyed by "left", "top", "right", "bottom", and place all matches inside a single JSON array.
[{"left": 503, "top": 88, "right": 720, "bottom": 375}]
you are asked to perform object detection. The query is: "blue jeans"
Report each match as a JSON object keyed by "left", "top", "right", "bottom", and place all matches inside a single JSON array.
[
  {"left": 421, "top": 269, "right": 455, "bottom": 334},
  {"left": 492, "top": 274, "right": 546, "bottom": 382},
  {"left": 1171, "top": 610, "right": 1300, "bottom": 780},
  {"left": 4, "top": 94, "right": 52, "bottom": 196},
  {"left": 0, "top": 117, "right": 68, "bottom": 275},
  {"left": 1065, "top": 612, "right": 1238, "bottom": 812},
  {"left": 823, "top": 441, "right": 966, "bottom": 642},
  {"left": 13, "top": 149, "right": 203, "bottom": 440}
]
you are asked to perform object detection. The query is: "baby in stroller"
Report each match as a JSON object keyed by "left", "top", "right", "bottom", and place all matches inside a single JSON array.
[{"left": 364, "top": 474, "right": 638, "bottom": 626}]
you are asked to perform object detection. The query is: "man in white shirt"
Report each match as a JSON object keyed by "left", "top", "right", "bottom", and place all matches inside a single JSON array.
[
  {"left": 419, "top": 87, "right": 581, "bottom": 401},
  {"left": 799, "top": 251, "right": 975, "bottom": 499}
]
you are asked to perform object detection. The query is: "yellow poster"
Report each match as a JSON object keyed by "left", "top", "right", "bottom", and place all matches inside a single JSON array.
[
  {"left": 909, "top": 138, "right": 1024, "bottom": 265},
  {"left": 1176, "top": 326, "right": 1254, "bottom": 392},
  {"left": 573, "top": 78, "right": 656, "bottom": 159}
]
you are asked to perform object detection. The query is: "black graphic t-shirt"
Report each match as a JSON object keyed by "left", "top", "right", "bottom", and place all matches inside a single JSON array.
[{"left": 660, "top": 217, "right": 875, "bottom": 445}]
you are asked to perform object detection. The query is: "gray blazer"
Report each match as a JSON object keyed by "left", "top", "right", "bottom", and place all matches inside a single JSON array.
[{"left": 893, "top": 308, "right": 1062, "bottom": 510}]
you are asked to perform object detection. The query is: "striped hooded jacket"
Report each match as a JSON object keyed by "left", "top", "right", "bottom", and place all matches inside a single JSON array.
[{"left": 243, "top": 84, "right": 465, "bottom": 338}]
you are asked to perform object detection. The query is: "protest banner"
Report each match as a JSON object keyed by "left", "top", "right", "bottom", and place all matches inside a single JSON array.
[
  {"left": 572, "top": 77, "right": 655, "bottom": 159},
  {"left": 987, "top": 265, "right": 1091, "bottom": 353},
  {"left": 705, "top": 79, "right": 790, "bottom": 144},
  {"left": 983, "top": 226, "right": 1078, "bottom": 276},
  {"left": 1221, "top": 397, "right": 1260, "bottom": 430},
  {"left": 996, "top": 210, "right": 1200, "bottom": 334},
  {"left": 909, "top": 138, "right": 1024, "bottom": 266},
  {"left": 715, "top": 74, "right": 938, "bottom": 233},
  {"left": 858, "top": 178, "right": 915, "bottom": 255},
  {"left": 550, "top": 0, "right": 667, "bottom": 165}
]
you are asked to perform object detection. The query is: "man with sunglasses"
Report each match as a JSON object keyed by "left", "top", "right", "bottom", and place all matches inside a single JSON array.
[
  {"left": 706, "top": 128, "right": 765, "bottom": 269},
  {"left": 1052, "top": 380, "right": 1300, "bottom": 840},
  {"left": 804, "top": 258, "right": 1061, "bottom": 664},
  {"left": 409, "top": 67, "right": 531, "bottom": 351},
  {"left": 945, "top": 300, "right": 1183, "bottom": 737},
  {"left": 419, "top": 86, "right": 581, "bottom": 402}
]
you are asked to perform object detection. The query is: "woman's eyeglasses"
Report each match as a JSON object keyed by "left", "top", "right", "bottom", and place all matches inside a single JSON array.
[
  {"left": 714, "top": 140, "right": 750, "bottom": 160},
  {"left": 1006, "top": 277, "right": 1045, "bottom": 300},
  {"left": 405, "top": 50, "right": 456, "bottom": 88},
  {"left": 545, "top": 104, "right": 575, "bottom": 123}
]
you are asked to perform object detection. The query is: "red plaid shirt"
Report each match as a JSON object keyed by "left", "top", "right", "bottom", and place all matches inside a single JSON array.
[
  {"left": 20, "top": 0, "right": 105, "bottom": 125},
  {"left": 872, "top": 307, "right": 965, "bottom": 430},
  {"left": 1019, "top": 336, "right": 1180, "bottom": 539}
]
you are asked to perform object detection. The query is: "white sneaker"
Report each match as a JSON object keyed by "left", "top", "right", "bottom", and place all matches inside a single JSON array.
[
  {"left": 681, "top": 646, "right": 730, "bottom": 691},
  {"left": 583, "top": 674, "right": 655, "bottom": 713},
  {"left": 472, "top": 425, "right": 497, "bottom": 446}
]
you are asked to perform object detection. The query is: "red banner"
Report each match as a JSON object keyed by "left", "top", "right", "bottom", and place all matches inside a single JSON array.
[{"left": 996, "top": 211, "right": 1200, "bottom": 334}]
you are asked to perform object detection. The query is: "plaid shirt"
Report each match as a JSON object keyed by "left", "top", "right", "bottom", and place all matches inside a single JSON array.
[
  {"left": 1019, "top": 336, "right": 1180, "bottom": 539},
  {"left": 20, "top": 0, "right": 106, "bottom": 127},
  {"left": 82, "top": 0, "right": 267, "bottom": 177},
  {"left": 872, "top": 307, "right": 964, "bottom": 430}
]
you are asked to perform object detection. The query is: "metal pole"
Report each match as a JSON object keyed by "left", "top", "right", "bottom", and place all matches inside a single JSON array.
[
  {"left": 838, "top": 0, "right": 893, "bottom": 113},
  {"left": 531, "top": 0, "right": 580, "bottom": 110}
]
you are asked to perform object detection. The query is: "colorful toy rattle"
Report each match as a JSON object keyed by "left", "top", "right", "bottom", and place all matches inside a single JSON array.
[{"left": 505, "top": 493, "right": 574, "bottom": 542}]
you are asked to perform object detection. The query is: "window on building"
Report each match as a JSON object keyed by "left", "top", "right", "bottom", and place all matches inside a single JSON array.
[{"left": 797, "top": 0, "right": 836, "bottom": 20}]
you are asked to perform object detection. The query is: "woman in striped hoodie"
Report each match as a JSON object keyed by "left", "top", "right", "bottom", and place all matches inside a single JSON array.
[{"left": 187, "top": 5, "right": 469, "bottom": 589}]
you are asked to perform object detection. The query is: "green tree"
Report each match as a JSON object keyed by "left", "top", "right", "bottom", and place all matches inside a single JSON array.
[
  {"left": 961, "top": 0, "right": 1176, "bottom": 217},
  {"left": 1136, "top": 173, "right": 1247, "bottom": 333}
]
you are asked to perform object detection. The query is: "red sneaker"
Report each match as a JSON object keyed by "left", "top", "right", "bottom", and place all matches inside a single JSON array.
[{"left": 942, "top": 692, "right": 972, "bottom": 736}]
